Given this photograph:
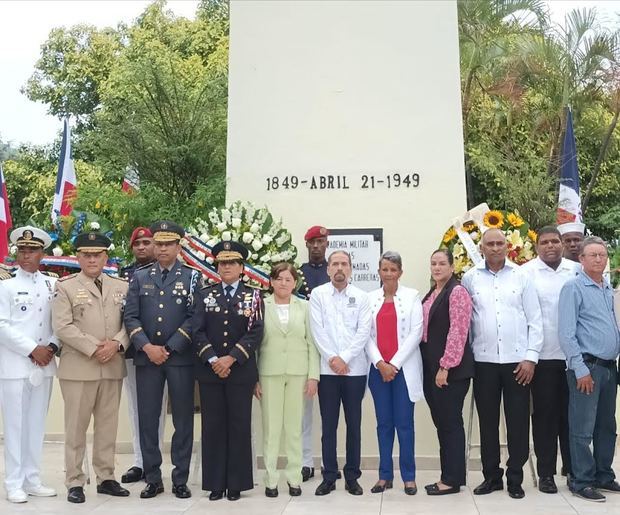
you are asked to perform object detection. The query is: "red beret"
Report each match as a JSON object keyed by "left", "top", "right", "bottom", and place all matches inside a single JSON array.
[
  {"left": 304, "top": 225, "right": 329, "bottom": 241},
  {"left": 130, "top": 227, "right": 153, "bottom": 246}
]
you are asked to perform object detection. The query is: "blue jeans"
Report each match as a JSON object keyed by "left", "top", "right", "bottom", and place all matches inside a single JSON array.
[
  {"left": 567, "top": 362, "right": 618, "bottom": 491},
  {"left": 368, "top": 365, "right": 415, "bottom": 482}
]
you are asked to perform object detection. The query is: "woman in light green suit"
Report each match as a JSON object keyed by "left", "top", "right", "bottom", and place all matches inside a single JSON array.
[{"left": 254, "top": 262, "right": 320, "bottom": 498}]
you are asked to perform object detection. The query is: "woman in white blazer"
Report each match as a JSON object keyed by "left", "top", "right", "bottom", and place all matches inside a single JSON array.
[{"left": 366, "top": 251, "right": 423, "bottom": 496}]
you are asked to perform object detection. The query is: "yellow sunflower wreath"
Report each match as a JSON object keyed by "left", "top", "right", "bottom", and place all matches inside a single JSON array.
[{"left": 440, "top": 209, "right": 537, "bottom": 278}]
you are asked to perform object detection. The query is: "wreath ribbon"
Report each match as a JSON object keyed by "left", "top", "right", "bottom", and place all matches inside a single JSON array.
[{"left": 451, "top": 203, "right": 490, "bottom": 266}]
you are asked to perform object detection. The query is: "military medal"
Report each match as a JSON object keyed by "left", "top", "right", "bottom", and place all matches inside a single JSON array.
[
  {"left": 215, "top": 307, "right": 221, "bottom": 312},
  {"left": 176, "top": 298, "right": 182, "bottom": 304}
]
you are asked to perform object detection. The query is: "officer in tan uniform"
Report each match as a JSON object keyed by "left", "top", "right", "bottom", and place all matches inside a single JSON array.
[{"left": 52, "top": 232, "right": 130, "bottom": 503}]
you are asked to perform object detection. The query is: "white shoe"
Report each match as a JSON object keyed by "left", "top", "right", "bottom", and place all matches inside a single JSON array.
[
  {"left": 7, "top": 489, "right": 28, "bottom": 503},
  {"left": 24, "top": 484, "right": 57, "bottom": 497}
]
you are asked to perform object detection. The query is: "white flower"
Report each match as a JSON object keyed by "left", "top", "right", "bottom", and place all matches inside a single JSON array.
[
  {"left": 251, "top": 253, "right": 258, "bottom": 260},
  {"left": 231, "top": 232, "right": 239, "bottom": 241},
  {"left": 208, "top": 211, "right": 220, "bottom": 224},
  {"left": 108, "top": 243, "right": 115, "bottom": 252},
  {"left": 206, "top": 239, "right": 217, "bottom": 247},
  {"left": 260, "top": 254, "right": 271, "bottom": 263},
  {"left": 251, "top": 239, "right": 263, "bottom": 251},
  {"left": 270, "top": 253, "right": 282, "bottom": 263},
  {"left": 199, "top": 233, "right": 210, "bottom": 242},
  {"left": 261, "top": 235, "right": 272, "bottom": 245},
  {"left": 216, "top": 222, "right": 227, "bottom": 232},
  {"left": 222, "top": 231, "right": 232, "bottom": 241},
  {"left": 9, "top": 245, "right": 17, "bottom": 255},
  {"left": 231, "top": 217, "right": 242, "bottom": 229},
  {"left": 250, "top": 223, "right": 260, "bottom": 234},
  {"left": 89, "top": 221, "right": 100, "bottom": 230},
  {"left": 221, "top": 209, "right": 232, "bottom": 223},
  {"left": 52, "top": 246, "right": 63, "bottom": 256},
  {"left": 242, "top": 232, "right": 254, "bottom": 244}
]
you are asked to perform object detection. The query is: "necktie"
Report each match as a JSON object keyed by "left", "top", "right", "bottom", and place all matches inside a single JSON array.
[
  {"left": 161, "top": 268, "right": 169, "bottom": 282},
  {"left": 94, "top": 277, "right": 102, "bottom": 294},
  {"left": 225, "top": 285, "right": 234, "bottom": 300}
]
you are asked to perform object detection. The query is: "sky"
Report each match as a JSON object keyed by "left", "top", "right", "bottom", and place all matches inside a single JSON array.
[{"left": 0, "top": 0, "right": 619, "bottom": 147}]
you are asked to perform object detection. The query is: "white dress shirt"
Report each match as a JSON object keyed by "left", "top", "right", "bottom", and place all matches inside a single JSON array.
[
  {"left": 0, "top": 268, "right": 58, "bottom": 379},
  {"left": 520, "top": 257, "right": 580, "bottom": 360},
  {"left": 309, "top": 282, "right": 371, "bottom": 376},
  {"left": 462, "top": 260, "right": 543, "bottom": 364}
]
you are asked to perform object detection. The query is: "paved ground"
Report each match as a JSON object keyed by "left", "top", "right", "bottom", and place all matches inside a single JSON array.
[{"left": 0, "top": 443, "right": 619, "bottom": 514}]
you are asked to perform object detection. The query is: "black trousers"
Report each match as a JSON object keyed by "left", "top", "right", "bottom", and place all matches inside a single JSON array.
[
  {"left": 473, "top": 362, "right": 530, "bottom": 486},
  {"left": 423, "top": 368, "right": 470, "bottom": 487},
  {"left": 136, "top": 364, "right": 195, "bottom": 485},
  {"left": 318, "top": 374, "right": 366, "bottom": 483},
  {"left": 531, "top": 359, "right": 571, "bottom": 477},
  {"left": 199, "top": 381, "right": 254, "bottom": 492}
]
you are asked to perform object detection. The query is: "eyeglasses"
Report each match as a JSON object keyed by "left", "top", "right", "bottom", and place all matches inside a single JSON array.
[{"left": 583, "top": 253, "right": 608, "bottom": 259}]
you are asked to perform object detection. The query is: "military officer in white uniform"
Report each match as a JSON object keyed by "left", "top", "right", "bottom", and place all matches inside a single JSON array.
[{"left": 0, "top": 226, "right": 58, "bottom": 503}]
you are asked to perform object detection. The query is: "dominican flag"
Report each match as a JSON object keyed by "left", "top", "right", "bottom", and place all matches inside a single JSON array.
[
  {"left": 122, "top": 165, "right": 140, "bottom": 194},
  {"left": 0, "top": 163, "right": 12, "bottom": 261},
  {"left": 556, "top": 109, "right": 582, "bottom": 224},
  {"left": 51, "top": 118, "right": 77, "bottom": 225}
]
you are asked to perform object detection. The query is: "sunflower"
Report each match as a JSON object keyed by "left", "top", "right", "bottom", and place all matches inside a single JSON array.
[
  {"left": 483, "top": 210, "right": 504, "bottom": 229},
  {"left": 442, "top": 227, "right": 457, "bottom": 244},
  {"left": 463, "top": 221, "right": 477, "bottom": 233},
  {"left": 528, "top": 229, "right": 537, "bottom": 243},
  {"left": 507, "top": 213, "right": 525, "bottom": 227}
]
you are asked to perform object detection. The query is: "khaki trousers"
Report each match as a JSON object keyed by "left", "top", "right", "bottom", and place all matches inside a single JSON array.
[
  {"left": 59, "top": 379, "right": 122, "bottom": 488},
  {"left": 259, "top": 374, "right": 306, "bottom": 488}
]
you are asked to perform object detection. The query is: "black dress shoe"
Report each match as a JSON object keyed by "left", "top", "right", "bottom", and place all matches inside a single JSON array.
[
  {"left": 172, "top": 484, "right": 192, "bottom": 498},
  {"left": 538, "top": 476, "right": 558, "bottom": 494},
  {"left": 370, "top": 480, "right": 393, "bottom": 493},
  {"left": 265, "top": 487, "right": 278, "bottom": 498},
  {"left": 227, "top": 490, "right": 241, "bottom": 501},
  {"left": 288, "top": 484, "right": 302, "bottom": 496},
  {"left": 315, "top": 480, "right": 336, "bottom": 496},
  {"left": 426, "top": 483, "right": 459, "bottom": 495},
  {"left": 209, "top": 490, "right": 224, "bottom": 500},
  {"left": 573, "top": 486, "right": 606, "bottom": 502},
  {"left": 473, "top": 478, "right": 503, "bottom": 495},
  {"left": 97, "top": 480, "right": 130, "bottom": 497},
  {"left": 121, "top": 466, "right": 144, "bottom": 484},
  {"left": 140, "top": 482, "right": 164, "bottom": 499},
  {"left": 345, "top": 480, "right": 363, "bottom": 495},
  {"left": 508, "top": 485, "right": 525, "bottom": 499},
  {"left": 595, "top": 480, "right": 620, "bottom": 492},
  {"left": 67, "top": 486, "right": 85, "bottom": 503},
  {"left": 404, "top": 484, "right": 418, "bottom": 495},
  {"left": 302, "top": 466, "right": 315, "bottom": 482}
]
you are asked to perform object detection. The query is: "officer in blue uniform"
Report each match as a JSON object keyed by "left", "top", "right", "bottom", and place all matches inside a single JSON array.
[
  {"left": 123, "top": 221, "right": 200, "bottom": 500},
  {"left": 298, "top": 225, "right": 331, "bottom": 481},
  {"left": 119, "top": 226, "right": 157, "bottom": 484},
  {"left": 193, "top": 241, "right": 264, "bottom": 501}
]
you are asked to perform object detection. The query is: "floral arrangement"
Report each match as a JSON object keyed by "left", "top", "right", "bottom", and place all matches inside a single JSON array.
[
  {"left": 440, "top": 209, "right": 537, "bottom": 278},
  {"left": 185, "top": 201, "right": 298, "bottom": 286}
]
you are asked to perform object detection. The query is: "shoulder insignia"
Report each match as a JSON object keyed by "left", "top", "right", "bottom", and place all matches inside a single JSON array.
[
  {"left": 0, "top": 270, "right": 14, "bottom": 280},
  {"left": 107, "top": 274, "right": 128, "bottom": 282},
  {"left": 136, "top": 262, "right": 153, "bottom": 271},
  {"left": 58, "top": 273, "right": 79, "bottom": 282},
  {"left": 41, "top": 271, "right": 59, "bottom": 278},
  {"left": 200, "top": 281, "right": 218, "bottom": 291}
]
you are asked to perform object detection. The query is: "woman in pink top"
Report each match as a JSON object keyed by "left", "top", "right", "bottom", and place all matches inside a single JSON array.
[{"left": 421, "top": 249, "right": 473, "bottom": 495}]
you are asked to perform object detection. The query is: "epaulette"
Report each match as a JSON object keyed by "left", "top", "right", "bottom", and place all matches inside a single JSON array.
[
  {"left": 200, "top": 281, "right": 219, "bottom": 290},
  {"left": 137, "top": 262, "right": 154, "bottom": 271},
  {"left": 41, "top": 271, "right": 59, "bottom": 278},
  {"left": 58, "top": 273, "right": 79, "bottom": 282},
  {"left": 107, "top": 274, "right": 128, "bottom": 282},
  {"left": 0, "top": 270, "right": 14, "bottom": 280}
]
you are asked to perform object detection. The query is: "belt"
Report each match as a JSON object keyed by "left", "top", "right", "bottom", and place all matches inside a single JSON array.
[{"left": 583, "top": 353, "right": 616, "bottom": 368}]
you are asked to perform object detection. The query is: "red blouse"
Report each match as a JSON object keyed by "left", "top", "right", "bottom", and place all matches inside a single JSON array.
[{"left": 376, "top": 301, "right": 398, "bottom": 362}]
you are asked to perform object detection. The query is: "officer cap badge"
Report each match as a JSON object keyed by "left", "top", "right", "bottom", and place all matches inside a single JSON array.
[{"left": 23, "top": 230, "right": 33, "bottom": 240}]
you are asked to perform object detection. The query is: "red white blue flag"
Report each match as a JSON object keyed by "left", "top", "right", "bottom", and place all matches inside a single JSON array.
[
  {"left": 0, "top": 163, "right": 12, "bottom": 261},
  {"left": 51, "top": 118, "right": 77, "bottom": 225},
  {"left": 122, "top": 165, "right": 140, "bottom": 193},
  {"left": 556, "top": 109, "right": 582, "bottom": 224}
]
